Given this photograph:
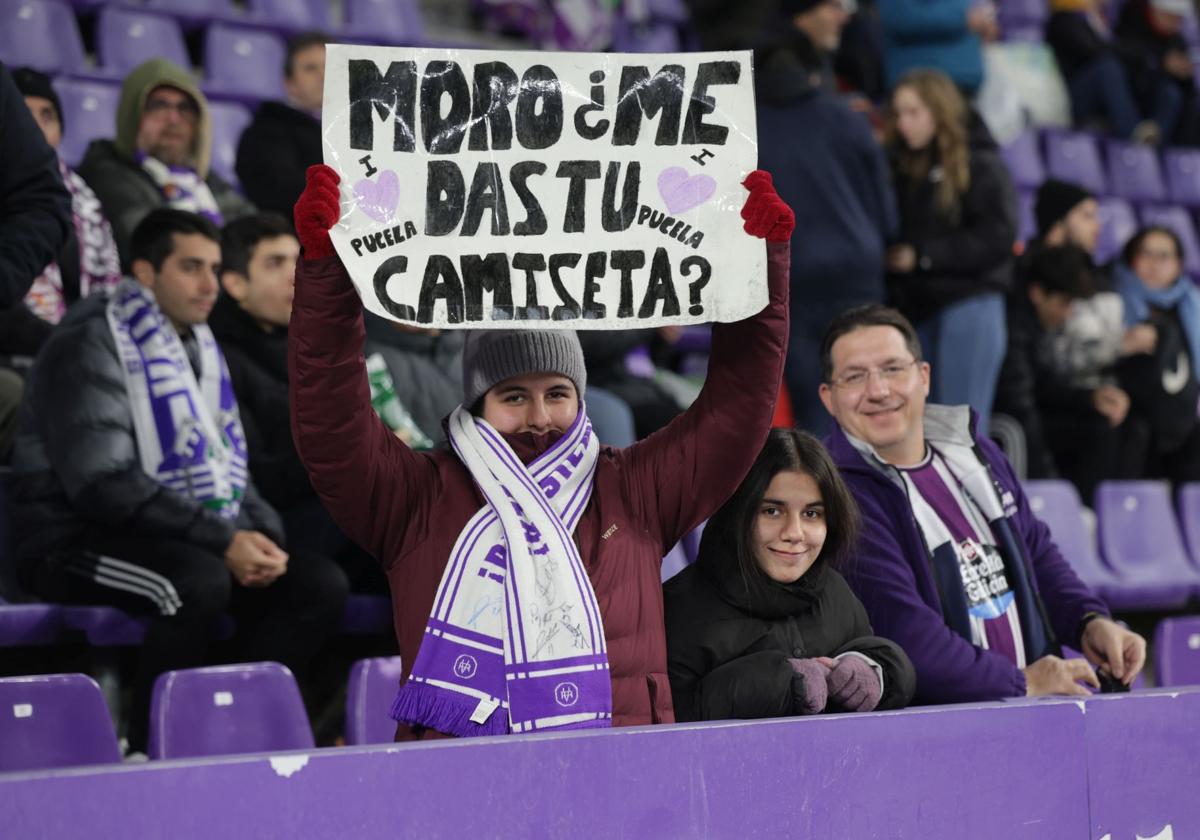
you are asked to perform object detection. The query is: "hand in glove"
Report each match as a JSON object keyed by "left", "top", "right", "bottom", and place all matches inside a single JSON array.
[
  {"left": 293, "top": 164, "right": 341, "bottom": 260},
  {"left": 740, "top": 170, "right": 795, "bottom": 243},
  {"left": 827, "top": 656, "right": 882, "bottom": 713},
  {"left": 788, "top": 657, "right": 831, "bottom": 715}
]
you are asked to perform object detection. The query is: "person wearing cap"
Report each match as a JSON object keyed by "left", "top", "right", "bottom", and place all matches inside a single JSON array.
[
  {"left": 1115, "top": 0, "right": 1199, "bottom": 146},
  {"left": 78, "top": 58, "right": 255, "bottom": 270},
  {"left": 288, "top": 163, "right": 794, "bottom": 739},
  {"left": 12, "top": 67, "right": 121, "bottom": 353}
]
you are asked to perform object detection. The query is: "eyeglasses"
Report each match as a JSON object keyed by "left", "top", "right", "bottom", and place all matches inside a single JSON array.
[
  {"left": 144, "top": 98, "right": 199, "bottom": 119},
  {"left": 829, "top": 359, "right": 919, "bottom": 391},
  {"left": 1137, "top": 248, "right": 1179, "bottom": 263}
]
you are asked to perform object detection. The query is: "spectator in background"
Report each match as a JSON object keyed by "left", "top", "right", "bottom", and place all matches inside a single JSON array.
[
  {"left": 879, "top": 0, "right": 996, "bottom": 96},
  {"left": 665, "top": 428, "right": 915, "bottom": 722},
  {"left": 884, "top": 69, "right": 1017, "bottom": 432},
  {"left": 236, "top": 32, "right": 327, "bottom": 218},
  {"left": 995, "top": 244, "right": 1139, "bottom": 501},
  {"left": 0, "top": 61, "right": 71, "bottom": 461},
  {"left": 13, "top": 68, "right": 121, "bottom": 351},
  {"left": 10, "top": 209, "right": 346, "bottom": 752},
  {"left": 1046, "top": 0, "right": 1167, "bottom": 144},
  {"left": 79, "top": 58, "right": 254, "bottom": 269},
  {"left": 819, "top": 305, "right": 1146, "bottom": 704},
  {"left": 1113, "top": 226, "right": 1200, "bottom": 484},
  {"left": 683, "top": 0, "right": 778, "bottom": 50},
  {"left": 756, "top": 7, "right": 897, "bottom": 435},
  {"left": 835, "top": 0, "right": 888, "bottom": 102},
  {"left": 1115, "top": 0, "right": 1199, "bottom": 146},
  {"left": 783, "top": 0, "right": 853, "bottom": 90}
]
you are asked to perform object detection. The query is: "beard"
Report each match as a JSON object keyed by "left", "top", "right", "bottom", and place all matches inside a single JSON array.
[{"left": 146, "top": 136, "right": 193, "bottom": 168}]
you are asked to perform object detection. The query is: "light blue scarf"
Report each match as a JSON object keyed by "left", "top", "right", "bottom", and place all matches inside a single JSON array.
[{"left": 1114, "top": 261, "right": 1200, "bottom": 382}]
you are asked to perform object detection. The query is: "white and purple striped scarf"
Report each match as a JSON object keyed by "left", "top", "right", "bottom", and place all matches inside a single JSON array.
[
  {"left": 106, "top": 279, "right": 248, "bottom": 519},
  {"left": 390, "top": 404, "right": 611, "bottom": 736}
]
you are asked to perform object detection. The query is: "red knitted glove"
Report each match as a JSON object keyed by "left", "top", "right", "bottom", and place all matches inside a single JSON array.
[
  {"left": 294, "top": 164, "right": 341, "bottom": 260},
  {"left": 741, "top": 170, "right": 795, "bottom": 243}
]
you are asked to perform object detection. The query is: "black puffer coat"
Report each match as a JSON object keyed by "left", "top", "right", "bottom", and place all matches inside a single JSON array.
[{"left": 664, "top": 518, "right": 916, "bottom": 723}]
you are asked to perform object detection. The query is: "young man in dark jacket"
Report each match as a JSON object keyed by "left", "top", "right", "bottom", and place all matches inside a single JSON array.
[
  {"left": 11, "top": 209, "right": 346, "bottom": 751},
  {"left": 818, "top": 305, "right": 1145, "bottom": 704}
]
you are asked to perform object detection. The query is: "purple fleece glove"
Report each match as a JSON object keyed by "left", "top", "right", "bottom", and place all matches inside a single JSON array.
[
  {"left": 827, "top": 656, "right": 882, "bottom": 713},
  {"left": 787, "top": 658, "right": 831, "bottom": 715}
]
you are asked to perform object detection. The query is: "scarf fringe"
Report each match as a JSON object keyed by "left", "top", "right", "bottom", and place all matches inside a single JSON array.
[{"left": 390, "top": 681, "right": 510, "bottom": 738}]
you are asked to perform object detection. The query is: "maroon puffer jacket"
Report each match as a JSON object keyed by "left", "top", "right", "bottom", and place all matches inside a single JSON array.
[{"left": 288, "top": 242, "right": 789, "bottom": 739}]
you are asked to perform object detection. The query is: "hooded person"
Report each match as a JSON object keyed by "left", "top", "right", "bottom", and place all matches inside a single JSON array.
[
  {"left": 78, "top": 58, "right": 255, "bottom": 270},
  {"left": 288, "top": 163, "right": 795, "bottom": 739}
]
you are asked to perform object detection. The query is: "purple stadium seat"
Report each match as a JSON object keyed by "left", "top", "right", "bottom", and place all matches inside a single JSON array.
[
  {"left": 1024, "top": 480, "right": 1120, "bottom": 603},
  {"left": 345, "top": 656, "right": 403, "bottom": 745},
  {"left": 1177, "top": 483, "right": 1200, "bottom": 568},
  {"left": 1138, "top": 204, "right": 1200, "bottom": 276},
  {"left": 144, "top": 0, "right": 237, "bottom": 29},
  {"left": 343, "top": 0, "right": 424, "bottom": 44},
  {"left": 207, "top": 101, "right": 252, "bottom": 187},
  {"left": 1163, "top": 148, "right": 1200, "bottom": 207},
  {"left": 613, "top": 18, "right": 683, "bottom": 52},
  {"left": 148, "top": 662, "right": 314, "bottom": 759},
  {"left": 55, "top": 77, "right": 121, "bottom": 168},
  {"left": 1043, "top": 130, "right": 1108, "bottom": 195},
  {"left": 998, "top": 0, "right": 1047, "bottom": 27},
  {"left": 203, "top": 23, "right": 286, "bottom": 105},
  {"left": 0, "top": 0, "right": 89, "bottom": 77},
  {"left": 682, "top": 519, "right": 707, "bottom": 564},
  {"left": 339, "top": 593, "right": 393, "bottom": 635},
  {"left": 1001, "top": 130, "right": 1045, "bottom": 190},
  {"left": 1001, "top": 22, "right": 1044, "bottom": 42},
  {"left": 1095, "top": 197, "right": 1138, "bottom": 264},
  {"left": 1105, "top": 140, "right": 1167, "bottom": 203},
  {"left": 1017, "top": 189, "right": 1037, "bottom": 242},
  {"left": 0, "top": 674, "right": 121, "bottom": 772},
  {"left": 1153, "top": 616, "right": 1200, "bottom": 686},
  {"left": 661, "top": 541, "right": 690, "bottom": 582},
  {"left": 0, "top": 601, "right": 61, "bottom": 646},
  {"left": 246, "top": 0, "right": 333, "bottom": 33},
  {"left": 1095, "top": 481, "right": 1200, "bottom": 610},
  {"left": 60, "top": 605, "right": 149, "bottom": 646},
  {"left": 96, "top": 7, "right": 190, "bottom": 76}
]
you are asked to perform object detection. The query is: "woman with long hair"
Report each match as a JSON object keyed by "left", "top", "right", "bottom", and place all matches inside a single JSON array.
[
  {"left": 664, "top": 429, "right": 915, "bottom": 722},
  {"left": 885, "top": 68, "right": 1018, "bottom": 433}
]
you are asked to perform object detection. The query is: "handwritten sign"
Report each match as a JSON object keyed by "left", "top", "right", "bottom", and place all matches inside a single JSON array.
[{"left": 322, "top": 45, "right": 763, "bottom": 329}]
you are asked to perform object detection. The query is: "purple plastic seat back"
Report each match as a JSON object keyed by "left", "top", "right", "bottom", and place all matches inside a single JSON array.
[
  {"left": 204, "top": 24, "right": 286, "bottom": 103},
  {"left": 1153, "top": 617, "right": 1200, "bottom": 686},
  {"left": 145, "top": 0, "right": 236, "bottom": 26},
  {"left": 0, "top": 674, "right": 121, "bottom": 772},
  {"left": 344, "top": 0, "right": 424, "bottom": 43},
  {"left": 1095, "top": 197, "right": 1138, "bottom": 265},
  {"left": 1044, "top": 131, "right": 1108, "bottom": 195},
  {"left": 682, "top": 518, "right": 707, "bottom": 564},
  {"left": 1095, "top": 481, "right": 1200, "bottom": 600},
  {"left": 1001, "top": 22, "right": 1044, "bottom": 42},
  {"left": 148, "top": 662, "right": 314, "bottom": 759},
  {"left": 207, "top": 101, "right": 252, "bottom": 186},
  {"left": 1105, "top": 140, "right": 1167, "bottom": 203},
  {"left": 1002, "top": 130, "right": 1045, "bottom": 190},
  {"left": 1017, "top": 189, "right": 1037, "bottom": 242},
  {"left": 0, "top": 602, "right": 61, "bottom": 646},
  {"left": 998, "top": 0, "right": 1047, "bottom": 27},
  {"left": 0, "top": 0, "right": 89, "bottom": 76},
  {"left": 1024, "top": 480, "right": 1114, "bottom": 594},
  {"left": 1163, "top": 148, "right": 1200, "bottom": 207},
  {"left": 56, "top": 78, "right": 122, "bottom": 169},
  {"left": 1176, "top": 483, "right": 1200, "bottom": 568},
  {"left": 247, "top": 0, "right": 332, "bottom": 32},
  {"left": 60, "top": 605, "right": 149, "bottom": 646},
  {"left": 1139, "top": 204, "right": 1200, "bottom": 276},
  {"left": 661, "top": 541, "right": 690, "bottom": 582},
  {"left": 96, "top": 7, "right": 190, "bottom": 76},
  {"left": 613, "top": 17, "right": 682, "bottom": 52},
  {"left": 345, "top": 656, "right": 403, "bottom": 745}
]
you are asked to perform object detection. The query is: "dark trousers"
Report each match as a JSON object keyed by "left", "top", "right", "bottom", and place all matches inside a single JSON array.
[
  {"left": 28, "top": 529, "right": 348, "bottom": 751},
  {"left": 1044, "top": 410, "right": 1145, "bottom": 505}
]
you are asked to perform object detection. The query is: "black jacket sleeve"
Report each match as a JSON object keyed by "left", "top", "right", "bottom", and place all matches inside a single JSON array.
[
  {"left": 826, "top": 572, "right": 916, "bottom": 711},
  {"left": 0, "top": 62, "right": 72, "bottom": 308},
  {"left": 235, "top": 114, "right": 308, "bottom": 217},
  {"left": 691, "top": 650, "right": 804, "bottom": 722}
]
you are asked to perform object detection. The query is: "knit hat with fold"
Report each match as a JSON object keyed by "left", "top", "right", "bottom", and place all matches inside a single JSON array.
[{"left": 461, "top": 329, "right": 587, "bottom": 410}]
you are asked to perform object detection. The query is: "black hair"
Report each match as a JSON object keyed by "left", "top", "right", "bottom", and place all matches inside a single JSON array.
[
  {"left": 1122, "top": 225, "right": 1184, "bottom": 267},
  {"left": 220, "top": 213, "right": 295, "bottom": 277},
  {"left": 706, "top": 428, "right": 860, "bottom": 597},
  {"left": 285, "top": 32, "right": 329, "bottom": 78},
  {"left": 129, "top": 208, "right": 220, "bottom": 271},
  {"left": 819, "top": 304, "right": 923, "bottom": 383},
  {"left": 1025, "top": 243, "right": 1096, "bottom": 299}
]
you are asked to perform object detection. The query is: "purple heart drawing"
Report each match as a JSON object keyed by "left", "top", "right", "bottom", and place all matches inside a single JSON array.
[
  {"left": 657, "top": 166, "right": 717, "bottom": 215},
  {"left": 353, "top": 170, "right": 400, "bottom": 224}
]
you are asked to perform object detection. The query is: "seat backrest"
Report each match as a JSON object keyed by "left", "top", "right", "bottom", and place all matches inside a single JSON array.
[
  {"left": 1095, "top": 481, "right": 1193, "bottom": 575},
  {"left": 207, "top": 101, "right": 252, "bottom": 186},
  {"left": 145, "top": 0, "right": 236, "bottom": 17},
  {"left": 1163, "top": 148, "right": 1200, "bottom": 207},
  {"left": 1095, "top": 197, "right": 1138, "bottom": 265},
  {"left": 345, "top": 0, "right": 425, "bottom": 41},
  {"left": 148, "top": 662, "right": 314, "bottom": 759},
  {"left": 1138, "top": 204, "right": 1200, "bottom": 276},
  {"left": 1024, "top": 480, "right": 1109, "bottom": 583},
  {"left": 204, "top": 23, "right": 286, "bottom": 102},
  {"left": 345, "top": 656, "right": 403, "bottom": 745},
  {"left": 1105, "top": 140, "right": 1167, "bottom": 203},
  {"left": 55, "top": 78, "right": 122, "bottom": 169},
  {"left": 1001, "top": 130, "right": 1045, "bottom": 190},
  {"left": 1176, "top": 483, "right": 1200, "bottom": 568},
  {"left": 1043, "top": 130, "right": 1107, "bottom": 195},
  {"left": 1153, "top": 616, "right": 1200, "bottom": 686},
  {"left": 247, "top": 0, "right": 332, "bottom": 30},
  {"left": 96, "top": 7, "right": 190, "bottom": 75},
  {"left": 0, "top": 674, "right": 121, "bottom": 772},
  {"left": 0, "top": 0, "right": 88, "bottom": 76}
]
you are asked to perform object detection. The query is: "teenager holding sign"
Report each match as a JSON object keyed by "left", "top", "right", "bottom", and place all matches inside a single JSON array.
[{"left": 289, "top": 163, "right": 793, "bottom": 739}]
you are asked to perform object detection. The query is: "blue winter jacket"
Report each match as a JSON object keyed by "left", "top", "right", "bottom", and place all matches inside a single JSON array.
[{"left": 880, "top": 0, "right": 985, "bottom": 92}]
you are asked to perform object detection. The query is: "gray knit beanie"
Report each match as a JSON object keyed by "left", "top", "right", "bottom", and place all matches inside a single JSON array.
[{"left": 461, "top": 329, "right": 587, "bottom": 410}]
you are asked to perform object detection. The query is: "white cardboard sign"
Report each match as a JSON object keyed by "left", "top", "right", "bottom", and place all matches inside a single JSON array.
[{"left": 321, "top": 45, "right": 763, "bottom": 329}]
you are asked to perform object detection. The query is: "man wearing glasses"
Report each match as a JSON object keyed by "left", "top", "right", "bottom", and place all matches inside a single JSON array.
[
  {"left": 818, "top": 304, "right": 1146, "bottom": 703},
  {"left": 80, "top": 58, "right": 254, "bottom": 269}
]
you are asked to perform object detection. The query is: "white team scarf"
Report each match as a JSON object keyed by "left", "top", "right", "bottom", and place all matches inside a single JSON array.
[
  {"left": 390, "top": 404, "right": 612, "bottom": 736},
  {"left": 106, "top": 278, "right": 248, "bottom": 518}
]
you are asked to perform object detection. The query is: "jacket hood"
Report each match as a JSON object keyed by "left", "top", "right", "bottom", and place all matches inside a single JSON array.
[
  {"left": 116, "top": 58, "right": 212, "bottom": 178},
  {"left": 827, "top": 402, "right": 977, "bottom": 481}
]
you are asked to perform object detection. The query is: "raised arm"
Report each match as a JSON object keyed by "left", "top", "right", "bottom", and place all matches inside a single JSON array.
[
  {"left": 621, "top": 171, "right": 793, "bottom": 550},
  {"left": 288, "top": 165, "right": 436, "bottom": 561}
]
